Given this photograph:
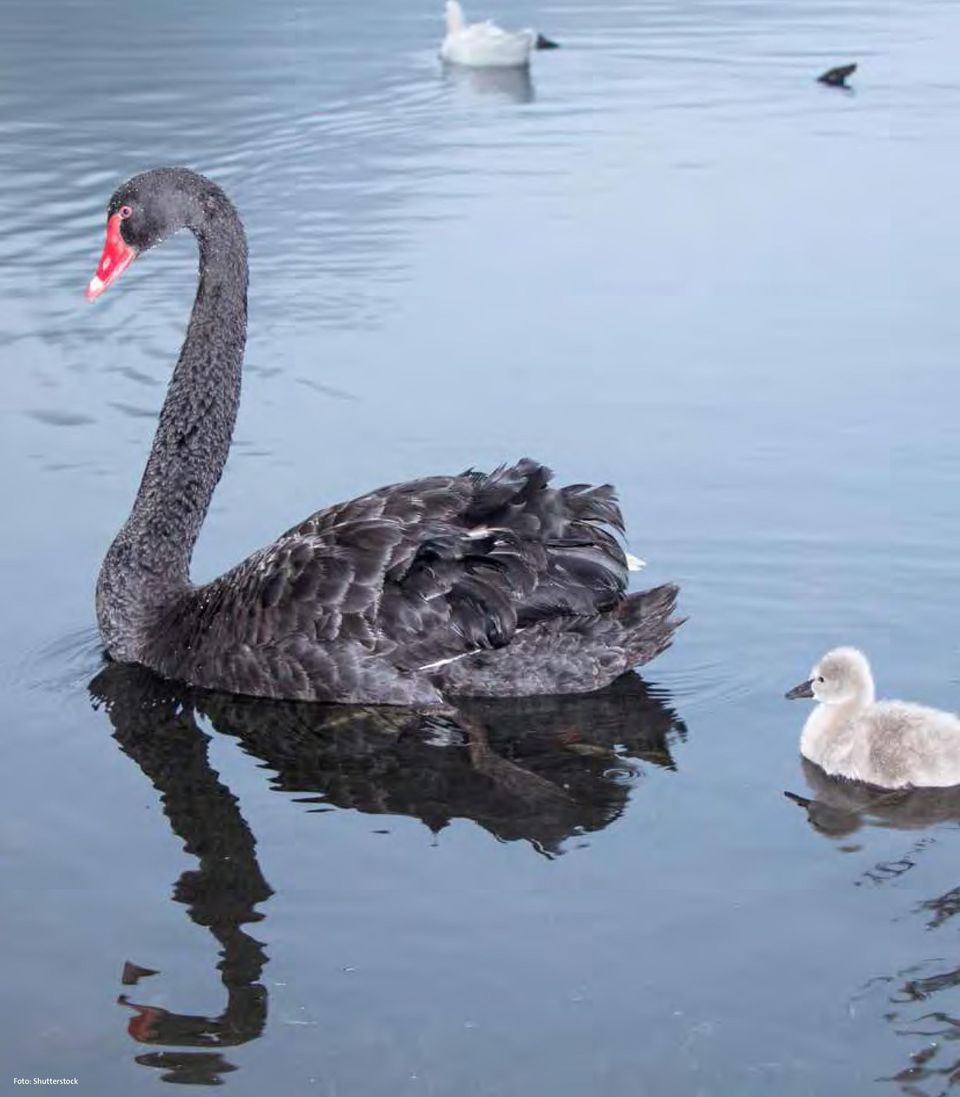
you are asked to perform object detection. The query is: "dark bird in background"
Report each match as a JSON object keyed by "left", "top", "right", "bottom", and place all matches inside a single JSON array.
[{"left": 817, "top": 63, "right": 857, "bottom": 88}]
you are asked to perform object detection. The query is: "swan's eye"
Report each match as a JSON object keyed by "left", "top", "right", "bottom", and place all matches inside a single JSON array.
[
  {"left": 119, "top": 205, "right": 133, "bottom": 220},
  {"left": 817, "top": 676, "right": 825, "bottom": 683}
]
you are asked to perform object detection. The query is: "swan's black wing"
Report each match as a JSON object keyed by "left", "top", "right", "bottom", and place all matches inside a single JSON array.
[
  {"left": 287, "top": 458, "right": 631, "bottom": 667},
  {"left": 144, "top": 459, "right": 635, "bottom": 702}
]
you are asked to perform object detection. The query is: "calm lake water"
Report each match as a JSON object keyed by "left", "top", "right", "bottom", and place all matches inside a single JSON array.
[{"left": 3, "top": 0, "right": 960, "bottom": 1093}]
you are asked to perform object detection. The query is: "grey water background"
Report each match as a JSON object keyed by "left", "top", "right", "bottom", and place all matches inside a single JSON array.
[{"left": 2, "top": 0, "right": 960, "bottom": 1092}]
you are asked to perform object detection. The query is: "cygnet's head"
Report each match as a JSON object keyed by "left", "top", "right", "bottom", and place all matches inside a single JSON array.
[{"left": 785, "top": 647, "right": 874, "bottom": 705}]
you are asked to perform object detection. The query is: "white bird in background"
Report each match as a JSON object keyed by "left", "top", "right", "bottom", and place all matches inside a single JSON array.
[
  {"left": 786, "top": 647, "right": 960, "bottom": 789},
  {"left": 440, "top": 0, "right": 558, "bottom": 69}
]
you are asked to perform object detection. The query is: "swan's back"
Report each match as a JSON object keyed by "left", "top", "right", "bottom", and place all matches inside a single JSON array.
[
  {"left": 139, "top": 458, "right": 680, "bottom": 704},
  {"left": 854, "top": 701, "right": 960, "bottom": 788},
  {"left": 440, "top": 2, "right": 535, "bottom": 67}
]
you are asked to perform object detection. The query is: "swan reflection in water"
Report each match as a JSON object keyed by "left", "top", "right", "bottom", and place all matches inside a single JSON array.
[
  {"left": 787, "top": 759, "right": 960, "bottom": 1094},
  {"left": 91, "top": 662, "right": 685, "bottom": 1084},
  {"left": 91, "top": 664, "right": 272, "bottom": 1086},
  {"left": 441, "top": 61, "right": 535, "bottom": 103}
]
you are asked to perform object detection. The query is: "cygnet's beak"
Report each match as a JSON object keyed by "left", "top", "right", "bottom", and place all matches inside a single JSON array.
[
  {"left": 535, "top": 33, "right": 559, "bottom": 49},
  {"left": 785, "top": 679, "right": 815, "bottom": 700}
]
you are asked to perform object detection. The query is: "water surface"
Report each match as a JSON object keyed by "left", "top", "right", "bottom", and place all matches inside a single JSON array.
[{"left": 3, "top": 0, "right": 960, "bottom": 1093}]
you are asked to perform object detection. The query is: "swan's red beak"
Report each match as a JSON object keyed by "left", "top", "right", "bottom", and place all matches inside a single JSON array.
[{"left": 86, "top": 213, "right": 136, "bottom": 301}]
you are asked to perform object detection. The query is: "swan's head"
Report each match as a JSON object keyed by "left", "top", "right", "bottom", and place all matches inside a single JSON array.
[
  {"left": 445, "top": 0, "right": 465, "bottom": 33},
  {"left": 786, "top": 647, "right": 874, "bottom": 704},
  {"left": 86, "top": 168, "right": 231, "bottom": 301}
]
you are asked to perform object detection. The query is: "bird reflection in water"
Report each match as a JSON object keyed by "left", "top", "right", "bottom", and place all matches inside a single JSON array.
[
  {"left": 91, "top": 664, "right": 272, "bottom": 1085},
  {"left": 786, "top": 757, "right": 960, "bottom": 839},
  {"left": 441, "top": 61, "right": 535, "bottom": 104},
  {"left": 91, "top": 662, "right": 685, "bottom": 1084},
  {"left": 786, "top": 759, "right": 960, "bottom": 1094}
]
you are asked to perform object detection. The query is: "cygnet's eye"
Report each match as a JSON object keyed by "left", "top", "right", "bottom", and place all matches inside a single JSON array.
[
  {"left": 817, "top": 676, "right": 825, "bottom": 683},
  {"left": 119, "top": 205, "right": 133, "bottom": 219}
]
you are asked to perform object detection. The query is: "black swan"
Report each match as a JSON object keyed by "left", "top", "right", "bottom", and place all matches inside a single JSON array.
[{"left": 85, "top": 167, "right": 681, "bottom": 704}]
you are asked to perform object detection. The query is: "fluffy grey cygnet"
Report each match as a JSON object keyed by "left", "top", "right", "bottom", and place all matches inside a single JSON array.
[{"left": 785, "top": 647, "right": 960, "bottom": 789}]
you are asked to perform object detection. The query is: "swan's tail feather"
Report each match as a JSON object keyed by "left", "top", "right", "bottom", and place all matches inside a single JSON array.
[
  {"left": 435, "top": 582, "right": 683, "bottom": 698},
  {"left": 614, "top": 583, "right": 684, "bottom": 668},
  {"left": 445, "top": 0, "right": 466, "bottom": 33}
]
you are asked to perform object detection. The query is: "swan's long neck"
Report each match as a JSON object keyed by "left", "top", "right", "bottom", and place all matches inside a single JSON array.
[
  {"left": 446, "top": 1, "right": 466, "bottom": 33},
  {"left": 97, "top": 205, "right": 248, "bottom": 659}
]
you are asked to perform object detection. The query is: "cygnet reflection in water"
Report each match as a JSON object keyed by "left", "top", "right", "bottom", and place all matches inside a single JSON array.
[{"left": 785, "top": 758, "right": 960, "bottom": 839}]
